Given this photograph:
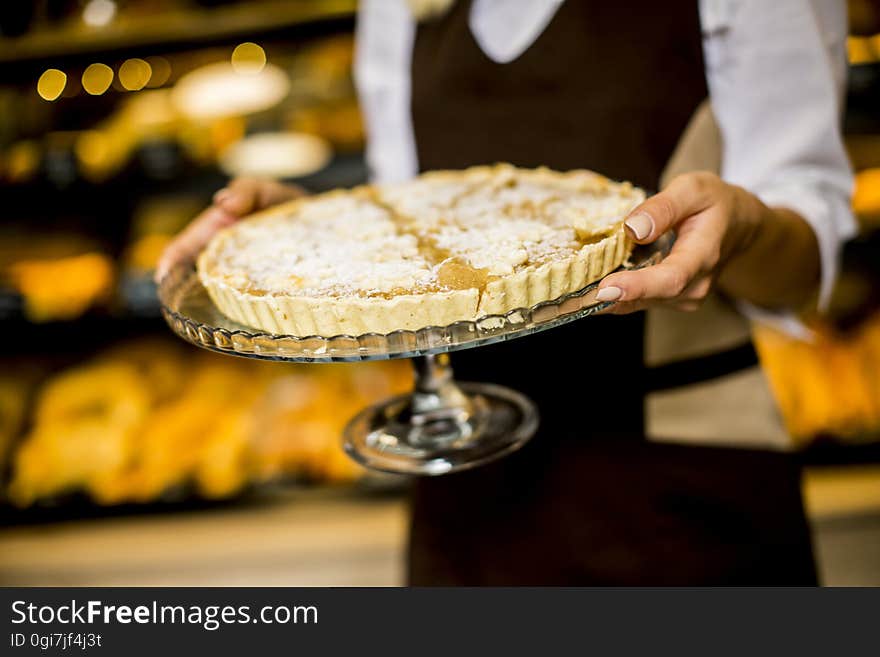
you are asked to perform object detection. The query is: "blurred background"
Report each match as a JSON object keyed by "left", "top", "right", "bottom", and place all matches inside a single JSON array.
[{"left": 0, "top": 0, "right": 879, "bottom": 586}]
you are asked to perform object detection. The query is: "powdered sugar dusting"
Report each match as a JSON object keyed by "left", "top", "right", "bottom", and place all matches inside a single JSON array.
[
  {"left": 209, "top": 165, "right": 642, "bottom": 296},
  {"left": 214, "top": 195, "right": 436, "bottom": 297}
]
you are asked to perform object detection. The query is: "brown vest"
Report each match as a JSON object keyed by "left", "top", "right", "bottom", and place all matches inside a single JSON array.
[
  {"left": 411, "top": 0, "right": 708, "bottom": 188},
  {"left": 407, "top": 0, "right": 815, "bottom": 585}
]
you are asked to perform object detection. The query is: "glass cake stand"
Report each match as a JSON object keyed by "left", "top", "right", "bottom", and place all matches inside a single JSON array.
[{"left": 158, "top": 235, "right": 672, "bottom": 475}]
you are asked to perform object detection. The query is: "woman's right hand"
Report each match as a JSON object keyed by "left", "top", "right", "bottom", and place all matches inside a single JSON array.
[{"left": 155, "top": 178, "right": 305, "bottom": 282}]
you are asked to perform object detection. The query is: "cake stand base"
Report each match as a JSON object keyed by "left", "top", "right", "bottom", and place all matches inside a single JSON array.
[{"left": 343, "top": 354, "right": 539, "bottom": 475}]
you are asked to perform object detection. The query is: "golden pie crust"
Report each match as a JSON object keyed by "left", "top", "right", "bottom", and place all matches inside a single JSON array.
[{"left": 198, "top": 164, "right": 644, "bottom": 336}]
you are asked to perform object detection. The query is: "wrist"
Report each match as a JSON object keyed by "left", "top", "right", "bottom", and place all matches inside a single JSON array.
[
  {"left": 727, "top": 184, "right": 765, "bottom": 259},
  {"left": 717, "top": 187, "right": 821, "bottom": 310}
]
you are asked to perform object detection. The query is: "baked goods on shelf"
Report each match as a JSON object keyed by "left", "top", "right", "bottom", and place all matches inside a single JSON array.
[
  {"left": 7, "top": 253, "right": 114, "bottom": 322},
  {"left": 0, "top": 233, "right": 114, "bottom": 322},
  {"left": 5, "top": 338, "right": 410, "bottom": 508},
  {"left": 853, "top": 168, "right": 880, "bottom": 229},
  {"left": 0, "top": 376, "right": 30, "bottom": 470},
  {"left": 198, "top": 164, "right": 643, "bottom": 336},
  {"left": 754, "top": 312, "right": 880, "bottom": 445},
  {"left": 9, "top": 361, "right": 151, "bottom": 507}
]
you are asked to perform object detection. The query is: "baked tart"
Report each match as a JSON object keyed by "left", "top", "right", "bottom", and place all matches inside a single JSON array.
[{"left": 198, "top": 164, "right": 644, "bottom": 336}]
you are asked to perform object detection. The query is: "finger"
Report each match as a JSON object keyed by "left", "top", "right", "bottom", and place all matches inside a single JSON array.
[
  {"left": 596, "top": 299, "right": 650, "bottom": 315},
  {"left": 598, "top": 211, "right": 724, "bottom": 303},
  {"left": 669, "top": 300, "right": 703, "bottom": 312},
  {"left": 597, "top": 274, "right": 714, "bottom": 315},
  {"left": 598, "top": 296, "right": 700, "bottom": 315},
  {"left": 597, "top": 296, "right": 705, "bottom": 315},
  {"left": 667, "top": 275, "right": 714, "bottom": 312},
  {"left": 214, "top": 178, "right": 304, "bottom": 216},
  {"left": 597, "top": 292, "right": 707, "bottom": 315},
  {"left": 598, "top": 250, "right": 701, "bottom": 304},
  {"left": 679, "top": 275, "right": 713, "bottom": 302},
  {"left": 155, "top": 206, "right": 236, "bottom": 282},
  {"left": 623, "top": 172, "right": 717, "bottom": 243}
]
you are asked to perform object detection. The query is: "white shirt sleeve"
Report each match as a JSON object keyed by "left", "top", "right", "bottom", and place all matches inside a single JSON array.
[
  {"left": 701, "top": 0, "right": 857, "bottom": 311},
  {"left": 354, "top": 0, "right": 418, "bottom": 184}
]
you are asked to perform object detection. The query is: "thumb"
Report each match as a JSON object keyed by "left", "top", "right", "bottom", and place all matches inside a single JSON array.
[
  {"left": 623, "top": 173, "right": 715, "bottom": 244},
  {"left": 213, "top": 178, "right": 304, "bottom": 217}
]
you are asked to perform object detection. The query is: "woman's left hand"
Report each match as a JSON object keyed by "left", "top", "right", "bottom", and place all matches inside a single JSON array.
[{"left": 596, "top": 171, "right": 763, "bottom": 314}]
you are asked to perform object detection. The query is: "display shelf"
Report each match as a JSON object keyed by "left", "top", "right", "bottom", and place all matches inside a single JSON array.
[
  {"left": 846, "top": 62, "right": 880, "bottom": 134},
  {"left": 0, "top": 476, "right": 405, "bottom": 528},
  {"left": 0, "top": 314, "right": 166, "bottom": 358},
  {"left": 0, "top": 279, "right": 164, "bottom": 328},
  {"left": 0, "top": 0, "right": 356, "bottom": 70},
  {"left": 798, "top": 439, "right": 880, "bottom": 467}
]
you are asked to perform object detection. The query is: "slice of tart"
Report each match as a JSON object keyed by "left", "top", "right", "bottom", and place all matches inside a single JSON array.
[{"left": 197, "top": 164, "right": 644, "bottom": 336}]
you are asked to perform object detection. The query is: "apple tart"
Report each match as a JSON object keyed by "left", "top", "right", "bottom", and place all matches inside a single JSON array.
[{"left": 198, "top": 164, "right": 644, "bottom": 336}]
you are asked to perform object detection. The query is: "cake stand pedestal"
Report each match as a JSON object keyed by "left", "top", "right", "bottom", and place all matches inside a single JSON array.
[
  {"left": 343, "top": 353, "right": 537, "bottom": 475},
  {"left": 158, "top": 234, "right": 671, "bottom": 475}
]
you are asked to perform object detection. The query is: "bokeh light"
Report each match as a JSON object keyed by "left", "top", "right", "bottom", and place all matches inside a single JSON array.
[
  {"left": 82, "top": 0, "right": 117, "bottom": 27},
  {"left": 119, "top": 58, "right": 152, "bottom": 91},
  {"left": 75, "top": 130, "right": 112, "bottom": 171},
  {"left": 82, "top": 63, "right": 114, "bottom": 95},
  {"left": 145, "top": 56, "right": 172, "bottom": 88},
  {"left": 848, "top": 35, "right": 877, "bottom": 65},
  {"left": 231, "top": 42, "right": 267, "bottom": 74},
  {"left": 37, "top": 69, "right": 67, "bottom": 101},
  {"left": 219, "top": 132, "right": 332, "bottom": 179},
  {"left": 6, "top": 141, "right": 40, "bottom": 182},
  {"left": 61, "top": 72, "right": 82, "bottom": 98},
  {"left": 172, "top": 62, "right": 289, "bottom": 119}
]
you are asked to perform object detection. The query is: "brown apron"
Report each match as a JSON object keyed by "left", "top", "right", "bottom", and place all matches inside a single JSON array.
[{"left": 407, "top": 0, "right": 816, "bottom": 585}]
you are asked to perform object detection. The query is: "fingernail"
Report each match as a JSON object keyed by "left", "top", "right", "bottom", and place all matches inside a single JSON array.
[
  {"left": 213, "top": 188, "right": 230, "bottom": 204},
  {"left": 596, "top": 286, "right": 622, "bottom": 302},
  {"left": 625, "top": 212, "right": 654, "bottom": 240}
]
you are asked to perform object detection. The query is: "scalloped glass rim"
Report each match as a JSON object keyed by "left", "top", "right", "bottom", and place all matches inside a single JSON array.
[{"left": 159, "top": 234, "right": 672, "bottom": 363}]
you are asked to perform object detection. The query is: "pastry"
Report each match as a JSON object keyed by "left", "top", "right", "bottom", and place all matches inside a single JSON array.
[
  {"left": 8, "top": 362, "right": 150, "bottom": 507},
  {"left": 0, "top": 377, "right": 28, "bottom": 469},
  {"left": 8, "top": 252, "right": 114, "bottom": 322},
  {"left": 4, "top": 337, "right": 412, "bottom": 506},
  {"left": 198, "top": 164, "right": 643, "bottom": 336}
]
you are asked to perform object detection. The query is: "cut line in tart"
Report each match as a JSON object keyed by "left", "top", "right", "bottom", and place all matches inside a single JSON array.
[{"left": 197, "top": 164, "right": 644, "bottom": 336}]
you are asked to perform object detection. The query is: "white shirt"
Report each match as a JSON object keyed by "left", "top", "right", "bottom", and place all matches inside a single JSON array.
[{"left": 354, "top": 0, "right": 857, "bottom": 311}]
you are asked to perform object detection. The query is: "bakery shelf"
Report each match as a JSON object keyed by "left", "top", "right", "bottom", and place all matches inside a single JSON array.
[
  {"left": 0, "top": 0, "right": 355, "bottom": 71},
  {"left": 798, "top": 440, "right": 880, "bottom": 467},
  {"left": 846, "top": 62, "right": 880, "bottom": 134},
  {"left": 0, "top": 478, "right": 405, "bottom": 528}
]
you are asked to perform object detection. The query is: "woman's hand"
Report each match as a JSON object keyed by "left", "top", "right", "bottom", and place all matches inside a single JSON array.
[
  {"left": 595, "top": 171, "right": 820, "bottom": 314},
  {"left": 154, "top": 178, "right": 305, "bottom": 282}
]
